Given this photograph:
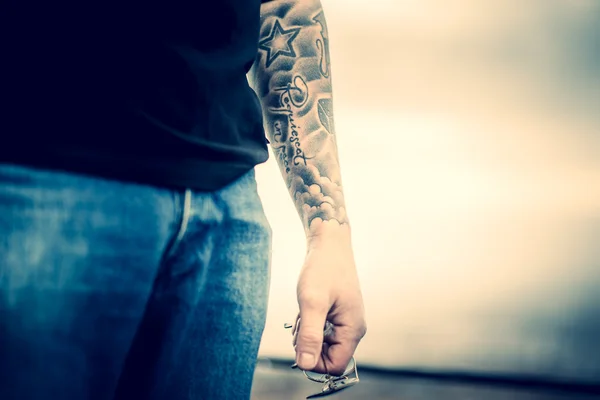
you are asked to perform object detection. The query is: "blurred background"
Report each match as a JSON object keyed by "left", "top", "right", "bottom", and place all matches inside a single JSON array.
[{"left": 253, "top": 0, "right": 600, "bottom": 397}]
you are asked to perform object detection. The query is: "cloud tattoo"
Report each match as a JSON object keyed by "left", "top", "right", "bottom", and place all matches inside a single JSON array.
[{"left": 289, "top": 164, "right": 347, "bottom": 226}]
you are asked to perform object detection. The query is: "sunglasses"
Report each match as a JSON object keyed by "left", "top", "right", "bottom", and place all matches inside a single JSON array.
[{"left": 284, "top": 322, "right": 360, "bottom": 398}]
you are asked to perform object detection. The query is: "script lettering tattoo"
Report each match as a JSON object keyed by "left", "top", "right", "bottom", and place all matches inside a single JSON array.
[
  {"left": 271, "top": 75, "right": 309, "bottom": 110},
  {"left": 269, "top": 75, "right": 313, "bottom": 167},
  {"left": 272, "top": 122, "right": 291, "bottom": 173},
  {"left": 312, "top": 11, "right": 330, "bottom": 78},
  {"left": 252, "top": 0, "right": 348, "bottom": 231}
]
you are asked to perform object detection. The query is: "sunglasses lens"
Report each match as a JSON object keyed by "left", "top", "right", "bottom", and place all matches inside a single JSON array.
[
  {"left": 304, "top": 357, "right": 356, "bottom": 382},
  {"left": 304, "top": 371, "right": 329, "bottom": 383}
]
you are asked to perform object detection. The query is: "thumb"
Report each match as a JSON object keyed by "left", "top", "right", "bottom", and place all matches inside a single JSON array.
[{"left": 295, "top": 300, "right": 328, "bottom": 371}]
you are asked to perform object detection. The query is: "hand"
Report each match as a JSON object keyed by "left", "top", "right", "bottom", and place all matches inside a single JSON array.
[{"left": 292, "top": 226, "right": 367, "bottom": 376}]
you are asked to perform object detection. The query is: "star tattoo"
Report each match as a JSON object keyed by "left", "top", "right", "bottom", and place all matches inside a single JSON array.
[{"left": 258, "top": 20, "right": 301, "bottom": 68}]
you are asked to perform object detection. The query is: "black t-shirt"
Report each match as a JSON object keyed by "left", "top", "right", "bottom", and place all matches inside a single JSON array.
[{"left": 1, "top": 1, "right": 269, "bottom": 191}]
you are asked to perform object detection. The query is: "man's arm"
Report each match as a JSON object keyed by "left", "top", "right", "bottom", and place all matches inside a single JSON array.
[
  {"left": 249, "top": 0, "right": 348, "bottom": 238},
  {"left": 249, "top": 0, "right": 366, "bottom": 376}
]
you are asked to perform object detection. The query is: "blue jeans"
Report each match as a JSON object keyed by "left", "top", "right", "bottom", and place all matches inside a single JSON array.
[{"left": 0, "top": 163, "right": 272, "bottom": 400}]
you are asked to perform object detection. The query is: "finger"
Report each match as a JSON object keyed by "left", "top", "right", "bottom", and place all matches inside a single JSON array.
[
  {"left": 305, "top": 342, "right": 352, "bottom": 376},
  {"left": 313, "top": 325, "right": 359, "bottom": 376},
  {"left": 295, "top": 300, "right": 328, "bottom": 371},
  {"left": 323, "top": 340, "right": 357, "bottom": 376}
]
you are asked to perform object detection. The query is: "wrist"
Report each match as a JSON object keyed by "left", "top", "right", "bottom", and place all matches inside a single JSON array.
[{"left": 306, "top": 218, "right": 352, "bottom": 247}]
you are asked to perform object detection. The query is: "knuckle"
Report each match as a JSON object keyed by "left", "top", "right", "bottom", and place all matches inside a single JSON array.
[
  {"left": 348, "top": 321, "right": 367, "bottom": 342},
  {"left": 299, "top": 293, "right": 329, "bottom": 311},
  {"left": 358, "top": 322, "right": 367, "bottom": 338}
]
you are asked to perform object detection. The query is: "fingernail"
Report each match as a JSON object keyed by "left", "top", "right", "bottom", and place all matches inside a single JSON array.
[
  {"left": 291, "top": 363, "right": 298, "bottom": 369},
  {"left": 298, "top": 352, "right": 315, "bottom": 368}
]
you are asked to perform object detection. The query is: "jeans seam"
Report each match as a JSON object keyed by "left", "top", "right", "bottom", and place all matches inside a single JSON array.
[{"left": 165, "top": 188, "right": 192, "bottom": 258}]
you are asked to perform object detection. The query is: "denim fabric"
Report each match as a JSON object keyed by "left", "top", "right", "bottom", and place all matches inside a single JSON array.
[{"left": 0, "top": 163, "right": 272, "bottom": 400}]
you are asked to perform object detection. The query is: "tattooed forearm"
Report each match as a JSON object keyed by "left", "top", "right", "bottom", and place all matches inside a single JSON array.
[{"left": 250, "top": 0, "right": 348, "bottom": 235}]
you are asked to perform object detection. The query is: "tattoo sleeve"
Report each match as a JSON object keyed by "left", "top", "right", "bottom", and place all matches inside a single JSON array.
[{"left": 249, "top": 0, "right": 349, "bottom": 236}]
